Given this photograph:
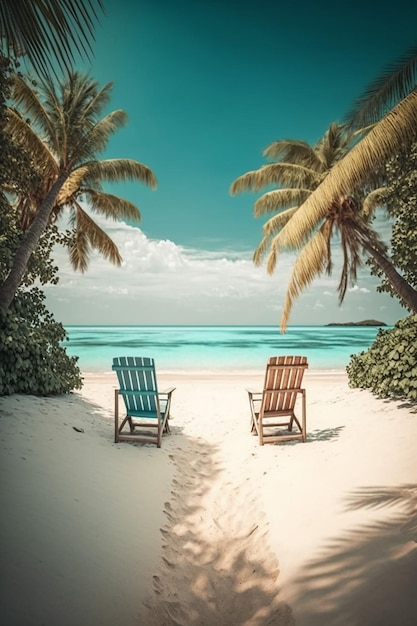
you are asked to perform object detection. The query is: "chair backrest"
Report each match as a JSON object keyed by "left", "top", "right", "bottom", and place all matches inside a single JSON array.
[
  {"left": 262, "top": 355, "right": 308, "bottom": 413},
  {"left": 112, "top": 356, "right": 159, "bottom": 416}
]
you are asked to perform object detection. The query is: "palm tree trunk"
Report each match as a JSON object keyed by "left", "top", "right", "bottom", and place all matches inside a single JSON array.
[
  {"left": 0, "top": 171, "right": 70, "bottom": 312},
  {"left": 363, "top": 241, "right": 417, "bottom": 313}
]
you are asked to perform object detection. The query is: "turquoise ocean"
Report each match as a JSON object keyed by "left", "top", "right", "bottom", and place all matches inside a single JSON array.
[{"left": 64, "top": 325, "right": 386, "bottom": 374}]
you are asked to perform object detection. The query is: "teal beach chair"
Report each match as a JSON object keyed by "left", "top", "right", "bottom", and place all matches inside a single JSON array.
[{"left": 112, "top": 356, "right": 175, "bottom": 448}]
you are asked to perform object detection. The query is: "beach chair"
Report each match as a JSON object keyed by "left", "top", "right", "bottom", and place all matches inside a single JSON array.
[
  {"left": 112, "top": 356, "right": 175, "bottom": 448},
  {"left": 247, "top": 356, "right": 308, "bottom": 445}
]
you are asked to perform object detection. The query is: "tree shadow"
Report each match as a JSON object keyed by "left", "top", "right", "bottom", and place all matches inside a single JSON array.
[
  {"left": 140, "top": 429, "right": 295, "bottom": 625},
  {"left": 289, "top": 484, "right": 417, "bottom": 626},
  {"left": 254, "top": 426, "right": 344, "bottom": 447},
  {"left": 307, "top": 426, "right": 345, "bottom": 442},
  {"left": 380, "top": 397, "right": 417, "bottom": 412},
  {"left": 397, "top": 401, "right": 417, "bottom": 412}
]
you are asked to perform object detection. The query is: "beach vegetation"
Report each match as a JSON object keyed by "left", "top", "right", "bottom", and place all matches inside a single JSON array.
[
  {"left": 0, "top": 0, "right": 104, "bottom": 78},
  {"left": 346, "top": 139, "right": 417, "bottom": 400},
  {"left": 367, "top": 142, "right": 417, "bottom": 306},
  {"left": 0, "top": 70, "right": 157, "bottom": 311},
  {"left": 0, "top": 288, "right": 82, "bottom": 396},
  {"left": 347, "top": 314, "right": 417, "bottom": 399},
  {"left": 0, "top": 194, "right": 82, "bottom": 395}
]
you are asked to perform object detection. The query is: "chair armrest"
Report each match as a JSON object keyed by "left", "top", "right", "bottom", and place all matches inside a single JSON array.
[
  {"left": 246, "top": 388, "right": 262, "bottom": 398},
  {"left": 159, "top": 387, "right": 176, "bottom": 396}
]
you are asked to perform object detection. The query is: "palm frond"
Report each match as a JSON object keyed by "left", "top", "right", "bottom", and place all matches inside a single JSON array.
[
  {"left": 59, "top": 72, "right": 112, "bottom": 122},
  {"left": 230, "top": 163, "right": 320, "bottom": 194},
  {"left": 362, "top": 187, "right": 388, "bottom": 217},
  {"left": 352, "top": 122, "right": 378, "bottom": 138},
  {"left": 346, "top": 46, "right": 417, "bottom": 128},
  {"left": 6, "top": 107, "right": 58, "bottom": 180},
  {"left": 83, "top": 159, "right": 157, "bottom": 189},
  {"left": 276, "top": 90, "right": 417, "bottom": 251},
  {"left": 253, "top": 235, "right": 272, "bottom": 266},
  {"left": 266, "top": 204, "right": 329, "bottom": 259},
  {"left": 55, "top": 74, "right": 114, "bottom": 163},
  {"left": 316, "top": 122, "right": 352, "bottom": 169},
  {"left": 335, "top": 206, "right": 388, "bottom": 304},
  {"left": 70, "top": 204, "right": 122, "bottom": 271},
  {"left": 75, "top": 77, "right": 113, "bottom": 121},
  {"left": 83, "top": 189, "right": 141, "bottom": 222},
  {"left": 73, "top": 110, "right": 129, "bottom": 163},
  {"left": 56, "top": 166, "right": 88, "bottom": 204},
  {"left": 68, "top": 226, "right": 90, "bottom": 272},
  {"left": 261, "top": 207, "right": 299, "bottom": 239},
  {"left": 0, "top": 0, "right": 104, "bottom": 77},
  {"left": 263, "top": 138, "right": 316, "bottom": 163},
  {"left": 253, "top": 207, "right": 299, "bottom": 265},
  {"left": 280, "top": 225, "right": 332, "bottom": 331},
  {"left": 14, "top": 195, "right": 38, "bottom": 229},
  {"left": 254, "top": 188, "right": 311, "bottom": 216},
  {"left": 338, "top": 222, "right": 362, "bottom": 303},
  {"left": 11, "top": 74, "right": 58, "bottom": 143}
]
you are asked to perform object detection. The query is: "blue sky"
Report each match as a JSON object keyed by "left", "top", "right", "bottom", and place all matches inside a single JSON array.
[{"left": 45, "top": 0, "right": 417, "bottom": 325}]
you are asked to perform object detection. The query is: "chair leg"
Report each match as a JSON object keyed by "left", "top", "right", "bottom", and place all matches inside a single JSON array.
[
  {"left": 258, "top": 416, "right": 264, "bottom": 446},
  {"left": 114, "top": 389, "right": 119, "bottom": 443},
  {"left": 302, "top": 390, "right": 307, "bottom": 442}
]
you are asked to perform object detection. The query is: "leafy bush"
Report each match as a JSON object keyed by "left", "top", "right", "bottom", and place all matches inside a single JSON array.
[
  {"left": 346, "top": 315, "right": 417, "bottom": 399},
  {"left": 0, "top": 288, "right": 82, "bottom": 396}
]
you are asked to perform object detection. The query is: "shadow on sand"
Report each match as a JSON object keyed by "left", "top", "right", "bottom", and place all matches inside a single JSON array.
[
  {"left": 307, "top": 425, "right": 345, "bottom": 442},
  {"left": 290, "top": 484, "right": 417, "bottom": 626},
  {"left": 141, "top": 422, "right": 295, "bottom": 626}
]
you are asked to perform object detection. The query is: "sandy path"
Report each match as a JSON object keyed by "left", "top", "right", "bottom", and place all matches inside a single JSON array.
[{"left": 141, "top": 378, "right": 295, "bottom": 625}]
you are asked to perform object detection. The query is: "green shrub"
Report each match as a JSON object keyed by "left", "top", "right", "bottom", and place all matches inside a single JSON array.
[
  {"left": 346, "top": 315, "right": 417, "bottom": 399},
  {"left": 0, "top": 288, "right": 82, "bottom": 396}
]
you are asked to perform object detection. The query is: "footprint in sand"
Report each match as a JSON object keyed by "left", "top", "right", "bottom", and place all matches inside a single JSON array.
[{"left": 141, "top": 437, "right": 295, "bottom": 625}]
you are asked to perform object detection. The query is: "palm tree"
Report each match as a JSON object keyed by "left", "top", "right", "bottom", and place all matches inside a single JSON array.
[
  {"left": 0, "top": 71, "right": 157, "bottom": 311},
  {"left": 263, "top": 48, "right": 417, "bottom": 328},
  {"left": 231, "top": 123, "right": 417, "bottom": 330},
  {"left": 0, "top": 0, "right": 104, "bottom": 77}
]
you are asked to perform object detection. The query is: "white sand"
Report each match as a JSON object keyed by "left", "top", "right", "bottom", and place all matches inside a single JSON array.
[{"left": 1, "top": 370, "right": 416, "bottom": 625}]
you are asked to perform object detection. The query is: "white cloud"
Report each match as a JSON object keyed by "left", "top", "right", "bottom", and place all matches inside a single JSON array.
[
  {"left": 44, "top": 217, "right": 288, "bottom": 324},
  {"left": 348, "top": 284, "right": 371, "bottom": 294},
  {"left": 43, "top": 215, "right": 407, "bottom": 326}
]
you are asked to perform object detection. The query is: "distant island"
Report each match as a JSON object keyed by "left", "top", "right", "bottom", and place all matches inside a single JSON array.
[{"left": 326, "top": 320, "right": 387, "bottom": 327}]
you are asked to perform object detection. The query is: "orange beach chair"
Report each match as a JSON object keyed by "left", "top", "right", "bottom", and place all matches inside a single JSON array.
[{"left": 247, "top": 355, "right": 308, "bottom": 445}]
